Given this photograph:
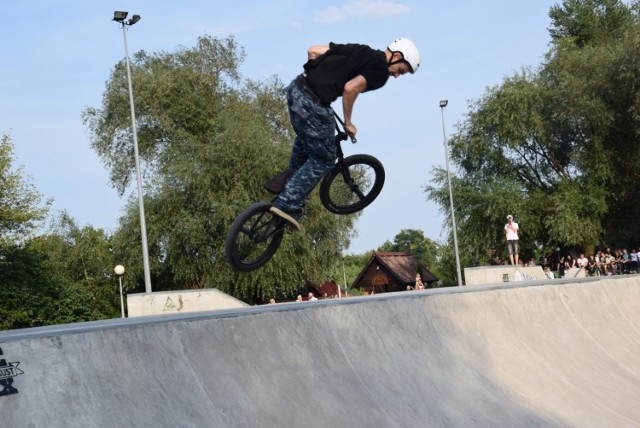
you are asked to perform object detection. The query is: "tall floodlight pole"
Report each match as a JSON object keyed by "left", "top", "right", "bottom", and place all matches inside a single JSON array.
[
  {"left": 113, "top": 11, "right": 152, "bottom": 293},
  {"left": 439, "top": 100, "right": 463, "bottom": 286}
]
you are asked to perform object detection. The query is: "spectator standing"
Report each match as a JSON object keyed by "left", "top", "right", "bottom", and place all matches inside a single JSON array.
[{"left": 504, "top": 215, "right": 520, "bottom": 265}]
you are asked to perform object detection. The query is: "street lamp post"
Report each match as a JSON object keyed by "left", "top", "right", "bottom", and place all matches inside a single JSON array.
[
  {"left": 113, "top": 11, "right": 152, "bottom": 293},
  {"left": 439, "top": 100, "right": 463, "bottom": 286},
  {"left": 114, "top": 265, "right": 126, "bottom": 318},
  {"left": 341, "top": 250, "right": 348, "bottom": 298}
]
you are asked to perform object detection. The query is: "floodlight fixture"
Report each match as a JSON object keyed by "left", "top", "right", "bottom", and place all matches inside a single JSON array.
[
  {"left": 113, "top": 11, "right": 128, "bottom": 22},
  {"left": 439, "top": 99, "right": 448, "bottom": 108},
  {"left": 128, "top": 14, "right": 141, "bottom": 25}
]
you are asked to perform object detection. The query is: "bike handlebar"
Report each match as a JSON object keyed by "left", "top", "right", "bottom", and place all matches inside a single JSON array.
[{"left": 334, "top": 113, "right": 357, "bottom": 144}]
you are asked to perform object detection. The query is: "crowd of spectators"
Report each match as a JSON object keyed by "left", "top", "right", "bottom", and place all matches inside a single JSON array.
[{"left": 537, "top": 247, "right": 639, "bottom": 278}]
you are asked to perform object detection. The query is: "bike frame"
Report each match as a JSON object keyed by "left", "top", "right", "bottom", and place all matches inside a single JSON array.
[{"left": 332, "top": 114, "right": 367, "bottom": 200}]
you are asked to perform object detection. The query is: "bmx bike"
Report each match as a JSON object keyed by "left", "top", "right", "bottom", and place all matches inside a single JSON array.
[{"left": 225, "top": 114, "right": 385, "bottom": 272}]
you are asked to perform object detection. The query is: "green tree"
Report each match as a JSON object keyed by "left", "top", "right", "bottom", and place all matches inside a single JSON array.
[
  {"left": 548, "top": 0, "right": 634, "bottom": 47},
  {"left": 328, "top": 251, "right": 371, "bottom": 297},
  {"left": 0, "top": 213, "right": 122, "bottom": 330},
  {"left": 0, "top": 241, "right": 94, "bottom": 330},
  {"left": 36, "top": 213, "right": 121, "bottom": 318},
  {"left": 83, "top": 35, "right": 358, "bottom": 304},
  {"left": 433, "top": 240, "right": 459, "bottom": 287},
  {"left": 0, "top": 133, "right": 50, "bottom": 244},
  {"left": 378, "top": 229, "right": 440, "bottom": 272},
  {"left": 544, "top": 0, "right": 640, "bottom": 246}
]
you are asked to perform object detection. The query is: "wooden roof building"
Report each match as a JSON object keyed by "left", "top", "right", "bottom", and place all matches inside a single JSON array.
[{"left": 352, "top": 251, "right": 438, "bottom": 294}]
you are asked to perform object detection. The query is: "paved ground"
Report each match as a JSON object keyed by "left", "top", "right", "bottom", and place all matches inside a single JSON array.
[{"left": 1, "top": 276, "right": 639, "bottom": 427}]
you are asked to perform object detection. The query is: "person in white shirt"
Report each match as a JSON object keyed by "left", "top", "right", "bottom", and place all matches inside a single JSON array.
[
  {"left": 504, "top": 215, "right": 520, "bottom": 265},
  {"left": 544, "top": 266, "right": 555, "bottom": 280},
  {"left": 577, "top": 253, "right": 588, "bottom": 269}
]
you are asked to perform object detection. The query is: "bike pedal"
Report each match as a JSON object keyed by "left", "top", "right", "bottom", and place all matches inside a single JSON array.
[{"left": 269, "top": 206, "right": 301, "bottom": 231}]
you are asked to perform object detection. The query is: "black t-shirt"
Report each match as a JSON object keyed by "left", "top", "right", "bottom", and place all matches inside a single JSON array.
[{"left": 303, "top": 42, "right": 389, "bottom": 105}]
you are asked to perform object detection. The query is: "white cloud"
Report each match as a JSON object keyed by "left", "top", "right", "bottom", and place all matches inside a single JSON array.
[
  {"left": 314, "top": 6, "right": 346, "bottom": 24},
  {"left": 344, "top": 0, "right": 412, "bottom": 17},
  {"left": 314, "top": 0, "right": 412, "bottom": 24}
]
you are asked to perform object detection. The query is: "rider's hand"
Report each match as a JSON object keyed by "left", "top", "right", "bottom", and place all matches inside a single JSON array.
[{"left": 345, "top": 122, "right": 357, "bottom": 140}]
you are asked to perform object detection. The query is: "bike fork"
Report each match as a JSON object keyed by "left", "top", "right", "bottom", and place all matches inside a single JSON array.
[{"left": 340, "top": 167, "right": 366, "bottom": 200}]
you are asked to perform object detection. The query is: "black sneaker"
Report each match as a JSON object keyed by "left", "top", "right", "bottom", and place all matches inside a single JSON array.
[
  {"left": 269, "top": 206, "right": 301, "bottom": 231},
  {"left": 264, "top": 168, "right": 294, "bottom": 194}
]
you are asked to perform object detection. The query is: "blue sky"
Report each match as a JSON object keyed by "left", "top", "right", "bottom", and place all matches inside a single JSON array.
[{"left": 1, "top": 1, "right": 557, "bottom": 254}]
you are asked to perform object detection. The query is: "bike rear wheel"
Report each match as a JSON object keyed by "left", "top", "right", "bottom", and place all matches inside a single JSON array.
[
  {"left": 319, "top": 154, "right": 385, "bottom": 215},
  {"left": 225, "top": 201, "right": 286, "bottom": 272}
]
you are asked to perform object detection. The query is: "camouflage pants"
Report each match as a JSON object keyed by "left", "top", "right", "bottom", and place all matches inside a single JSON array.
[{"left": 273, "top": 80, "right": 336, "bottom": 213}]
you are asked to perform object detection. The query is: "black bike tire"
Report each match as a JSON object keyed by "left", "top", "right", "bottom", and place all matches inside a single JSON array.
[
  {"left": 319, "top": 154, "right": 385, "bottom": 215},
  {"left": 225, "top": 201, "right": 285, "bottom": 272}
]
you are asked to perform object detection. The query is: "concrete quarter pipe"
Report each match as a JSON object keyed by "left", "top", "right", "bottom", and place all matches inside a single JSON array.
[{"left": 1, "top": 276, "right": 639, "bottom": 427}]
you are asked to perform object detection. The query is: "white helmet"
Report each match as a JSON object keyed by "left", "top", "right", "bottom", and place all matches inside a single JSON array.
[{"left": 388, "top": 37, "right": 420, "bottom": 73}]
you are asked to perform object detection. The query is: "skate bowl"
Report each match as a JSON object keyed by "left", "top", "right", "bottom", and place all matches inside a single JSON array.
[{"left": 1, "top": 275, "right": 639, "bottom": 427}]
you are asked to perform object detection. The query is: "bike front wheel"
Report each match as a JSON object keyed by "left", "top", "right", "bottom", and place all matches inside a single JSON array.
[
  {"left": 319, "top": 154, "right": 385, "bottom": 215},
  {"left": 225, "top": 201, "right": 286, "bottom": 272}
]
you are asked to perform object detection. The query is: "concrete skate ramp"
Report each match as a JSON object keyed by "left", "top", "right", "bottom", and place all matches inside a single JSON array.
[{"left": 1, "top": 276, "right": 640, "bottom": 427}]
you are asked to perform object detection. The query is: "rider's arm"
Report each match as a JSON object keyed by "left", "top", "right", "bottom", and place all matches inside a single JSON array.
[
  {"left": 308, "top": 45, "right": 329, "bottom": 60},
  {"left": 342, "top": 75, "right": 367, "bottom": 138}
]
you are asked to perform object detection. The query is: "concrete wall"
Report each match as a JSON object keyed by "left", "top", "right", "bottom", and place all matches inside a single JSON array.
[
  {"left": 126, "top": 288, "right": 248, "bottom": 317},
  {"left": 464, "top": 265, "right": 546, "bottom": 285},
  {"left": 464, "top": 265, "right": 587, "bottom": 285},
  {"left": 1, "top": 276, "right": 639, "bottom": 427},
  {"left": 563, "top": 266, "right": 587, "bottom": 279}
]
